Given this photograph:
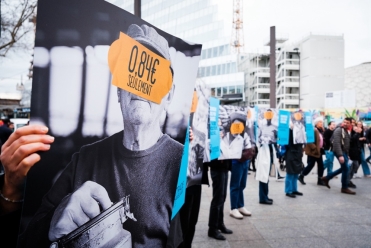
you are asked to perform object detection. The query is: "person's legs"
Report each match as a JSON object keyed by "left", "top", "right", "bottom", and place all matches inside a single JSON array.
[
  {"left": 302, "top": 156, "right": 316, "bottom": 176},
  {"left": 340, "top": 154, "right": 350, "bottom": 189},
  {"left": 360, "top": 148, "right": 371, "bottom": 176},
  {"left": 366, "top": 146, "right": 371, "bottom": 162},
  {"left": 259, "top": 181, "right": 269, "bottom": 202},
  {"left": 219, "top": 169, "right": 229, "bottom": 227},
  {"left": 208, "top": 169, "right": 229, "bottom": 239},
  {"left": 317, "top": 156, "right": 324, "bottom": 178},
  {"left": 285, "top": 174, "right": 293, "bottom": 194},
  {"left": 180, "top": 185, "right": 202, "bottom": 248},
  {"left": 230, "top": 161, "right": 243, "bottom": 210},
  {"left": 327, "top": 151, "right": 334, "bottom": 174},
  {"left": 292, "top": 174, "right": 299, "bottom": 192},
  {"left": 237, "top": 161, "right": 248, "bottom": 208},
  {"left": 209, "top": 170, "right": 224, "bottom": 230}
]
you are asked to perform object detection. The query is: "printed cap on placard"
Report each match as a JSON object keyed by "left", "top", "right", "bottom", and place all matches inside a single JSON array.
[
  {"left": 127, "top": 24, "right": 171, "bottom": 62},
  {"left": 230, "top": 111, "right": 246, "bottom": 123}
]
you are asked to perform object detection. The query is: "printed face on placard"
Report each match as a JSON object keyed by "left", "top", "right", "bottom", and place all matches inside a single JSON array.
[
  {"left": 108, "top": 32, "right": 173, "bottom": 104},
  {"left": 230, "top": 120, "right": 244, "bottom": 137},
  {"left": 117, "top": 87, "right": 172, "bottom": 127},
  {"left": 264, "top": 111, "right": 274, "bottom": 120},
  {"left": 294, "top": 112, "right": 302, "bottom": 121}
]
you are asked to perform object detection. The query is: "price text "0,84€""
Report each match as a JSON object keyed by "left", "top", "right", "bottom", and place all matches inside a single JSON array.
[{"left": 127, "top": 45, "right": 159, "bottom": 97}]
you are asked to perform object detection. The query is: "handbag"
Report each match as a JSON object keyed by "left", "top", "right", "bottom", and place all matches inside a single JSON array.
[{"left": 238, "top": 147, "right": 256, "bottom": 162}]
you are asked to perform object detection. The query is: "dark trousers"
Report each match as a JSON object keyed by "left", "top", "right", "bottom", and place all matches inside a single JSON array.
[
  {"left": 302, "top": 155, "right": 324, "bottom": 178},
  {"left": 259, "top": 181, "right": 269, "bottom": 202},
  {"left": 208, "top": 168, "right": 228, "bottom": 230},
  {"left": 179, "top": 185, "right": 202, "bottom": 248}
]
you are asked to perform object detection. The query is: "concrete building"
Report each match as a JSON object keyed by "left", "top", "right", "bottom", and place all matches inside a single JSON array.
[
  {"left": 110, "top": 0, "right": 244, "bottom": 103},
  {"left": 298, "top": 34, "right": 344, "bottom": 109},
  {"left": 242, "top": 53, "right": 270, "bottom": 108},
  {"left": 244, "top": 33, "right": 344, "bottom": 109},
  {"left": 344, "top": 62, "right": 371, "bottom": 108}
]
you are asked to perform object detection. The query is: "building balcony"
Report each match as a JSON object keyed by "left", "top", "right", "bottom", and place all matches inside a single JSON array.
[{"left": 249, "top": 68, "right": 270, "bottom": 78}]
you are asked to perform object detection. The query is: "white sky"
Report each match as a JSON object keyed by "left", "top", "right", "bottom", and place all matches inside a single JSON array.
[
  {"left": 218, "top": 0, "right": 371, "bottom": 68},
  {"left": 1, "top": 0, "right": 370, "bottom": 94}
]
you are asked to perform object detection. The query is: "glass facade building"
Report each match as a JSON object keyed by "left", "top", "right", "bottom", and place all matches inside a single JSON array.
[{"left": 107, "top": 0, "right": 245, "bottom": 103}]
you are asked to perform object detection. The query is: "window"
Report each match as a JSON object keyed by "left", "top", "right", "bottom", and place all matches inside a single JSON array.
[
  {"left": 217, "top": 65, "right": 221, "bottom": 75},
  {"left": 221, "top": 64, "right": 225, "bottom": 74},
  {"left": 236, "top": 85, "right": 243, "bottom": 93},
  {"left": 207, "top": 48, "right": 212, "bottom": 59},
  {"left": 199, "top": 67, "right": 205, "bottom": 77},
  {"left": 201, "top": 50, "right": 206, "bottom": 60},
  {"left": 229, "top": 86, "right": 235, "bottom": 94},
  {"left": 213, "top": 47, "right": 218, "bottom": 57},
  {"left": 211, "top": 65, "right": 216, "bottom": 76},
  {"left": 223, "top": 87, "right": 227, "bottom": 94},
  {"left": 226, "top": 63, "right": 230, "bottom": 74},
  {"left": 206, "top": 66, "right": 210, "bottom": 77},
  {"left": 219, "top": 45, "right": 224, "bottom": 56},
  {"left": 230, "top": 62, "right": 236, "bottom": 73},
  {"left": 217, "top": 87, "right": 221, "bottom": 96}
]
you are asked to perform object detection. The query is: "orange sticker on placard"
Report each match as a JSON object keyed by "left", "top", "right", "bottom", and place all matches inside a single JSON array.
[
  {"left": 108, "top": 32, "right": 173, "bottom": 104},
  {"left": 190, "top": 90, "right": 198, "bottom": 113},
  {"left": 294, "top": 112, "right": 302, "bottom": 121},
  {"left": 247, "top": 109, "right": 252, "bottom": 119},
  {"left": 264, "top": 111, "right": 274, "bottom": 120},
  {"left": 230, "top": 122, "right": 245, "bottom": 135}
]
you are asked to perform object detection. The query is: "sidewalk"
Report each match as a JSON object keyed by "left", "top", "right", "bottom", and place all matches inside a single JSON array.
[{"left": 192, "top": 153, "right": 371, "bottom": 248}]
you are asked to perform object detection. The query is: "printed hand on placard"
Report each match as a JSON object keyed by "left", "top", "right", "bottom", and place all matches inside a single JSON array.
[
  {"left": 218, "top": 106, "right": 230, "bottom": 129},
  {"left": 48, "top": 181, "right": 112, "bottom": 241}
]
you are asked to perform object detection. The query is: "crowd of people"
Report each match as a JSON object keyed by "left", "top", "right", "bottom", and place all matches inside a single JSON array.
[{"left": 1, "top": 116, "right": 371, "bottom": 247}]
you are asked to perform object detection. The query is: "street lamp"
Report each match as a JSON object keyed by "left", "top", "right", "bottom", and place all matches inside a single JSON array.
[{"left": 293, "top": 47, "right": 300, "bottom": 109}]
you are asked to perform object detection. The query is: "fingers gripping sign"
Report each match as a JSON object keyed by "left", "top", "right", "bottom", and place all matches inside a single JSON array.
[{"left": 49, "top": 181, "right": 112, "bottom": 241}]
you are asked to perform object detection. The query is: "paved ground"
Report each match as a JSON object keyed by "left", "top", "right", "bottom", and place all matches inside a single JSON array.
[{"left": 192, "top": 151, "right": 371, "bottom": 248}]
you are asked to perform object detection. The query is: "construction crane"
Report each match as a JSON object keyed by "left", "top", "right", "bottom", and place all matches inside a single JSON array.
[{"left": 231, "top": 0, "right": 244, "bottom": 54}]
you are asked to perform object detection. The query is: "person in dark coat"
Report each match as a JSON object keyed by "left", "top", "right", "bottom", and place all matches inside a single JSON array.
[
  {"left": 285, "top": 128, "right": 304, "bottom": 198},
  {"left": 347, "top": 125, "right": 362, "bottom": 188}
]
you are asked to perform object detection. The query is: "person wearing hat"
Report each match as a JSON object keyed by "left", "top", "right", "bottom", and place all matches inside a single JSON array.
[
  {"left": 17, "top": 24, "right": 184, "bottom": 248},
  {"left": 219, "top": 111, "right": 251, "bottom": 160},
  {"left": 228, "top": 111, "right": 253, "bottom": 219},
  {"left": 298, "top": 117, "right": 326, "bottom": 186}
]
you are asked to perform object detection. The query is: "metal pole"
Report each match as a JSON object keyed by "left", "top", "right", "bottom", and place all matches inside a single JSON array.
[
  {"left": 269, "top": 26, "right": 276, "bottom": 108},
  {"left": 134, "top": 0, "right": 141, "bottom": 18}
]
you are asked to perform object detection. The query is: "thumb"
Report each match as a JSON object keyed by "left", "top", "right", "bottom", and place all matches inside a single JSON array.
[{"left": 87, "top": 181, "right": 112, "bottom": 210}]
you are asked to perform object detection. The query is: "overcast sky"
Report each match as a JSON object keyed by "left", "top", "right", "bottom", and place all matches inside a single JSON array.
[
  {"left": 1, "top": 0, "right": 370, "bottom": 94},
  {"left": 220, "top": 0, "right": 371, "bottom": 68}
]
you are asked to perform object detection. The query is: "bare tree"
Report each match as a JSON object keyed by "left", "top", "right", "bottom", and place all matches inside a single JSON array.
[{"left": 0, "top": 0, "right": 37, "bottom": 57}]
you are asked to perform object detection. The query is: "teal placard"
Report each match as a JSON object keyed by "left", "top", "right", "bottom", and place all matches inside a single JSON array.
[
  {"left": 278, "top": 110, "right": 290, "bottom": 145},
  {"left": 305, "top": 111, "right": 315, "bottom": 143},
  {"left": 209, "top": 97, "right": 220, "bottom": 160}
]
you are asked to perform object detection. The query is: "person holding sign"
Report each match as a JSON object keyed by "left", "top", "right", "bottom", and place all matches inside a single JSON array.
[
  {"left": 20, "top": 24, "right": 184, "bottom": 248},
  {"left": 219, "top": 111, "right": 251, "bottom": 159}
]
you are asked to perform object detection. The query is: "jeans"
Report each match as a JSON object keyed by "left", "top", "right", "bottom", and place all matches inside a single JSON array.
[
  {"left": 208, "top": 169, "right": 228, "bottom": 229},
  {"left": 366, "top": 146, "right": 371, "bottom": 161},
  {"left": 360, "top": 147, "right": 371, "bottom": 176},
  {"left": 230, "top": 160, "right": 249, "bottom": 210},
  {"left": 348, "top": 161, "right": 360, "bottom": 184},
  {"left": 323, "top": 150, "right": 334, "bottom": 174},
  {"left": 325, "top": 152, "right": 350, "bottom": 189},
  {"left": 179, "top": 185, "right": 201, "bottom": 248},
  {"left": 285, "top": 173, "right": 299, "bottom": 194},
  {"left": 302, "top": 155, "right": 324, "bottom": 178}
]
